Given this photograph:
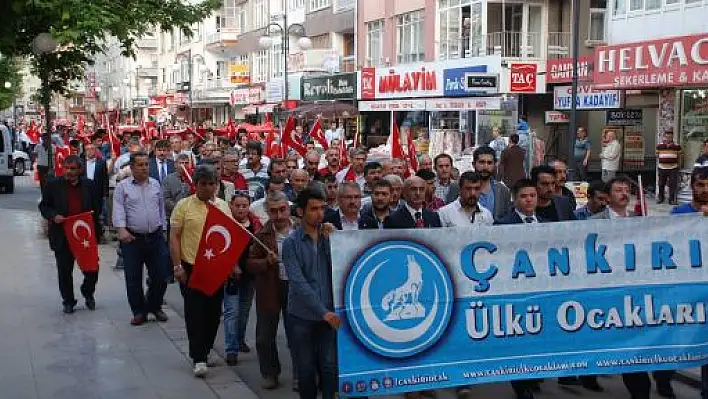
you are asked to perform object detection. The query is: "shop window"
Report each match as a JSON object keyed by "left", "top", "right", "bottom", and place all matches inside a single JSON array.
[
  {"left": 645, "top": 0, "right": 661, "bottom": 9},
  {"left": 629, "top": 0, "right": 643, "bottom": 11},
  {"left": 396, "top": 10, "right": 424, "bottom": 64},
  {"left": 665, "top": 0, "right": 679, "bottom": 5},
  {"left": 366, "top": 20, "right": 384, "bottom": 66}
]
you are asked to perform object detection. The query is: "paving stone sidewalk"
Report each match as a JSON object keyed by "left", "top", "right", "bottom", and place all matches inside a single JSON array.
[{"left": 0, "top": 209, "right": 257, "bottom": 399}]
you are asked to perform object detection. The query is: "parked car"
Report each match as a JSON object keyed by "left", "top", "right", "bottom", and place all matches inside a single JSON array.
[
  {"left": 12, "top": 148, "right": 30, "bottom": 176},
  {"left": 0, "top": 125, "right": 14, "bottom": 193}
]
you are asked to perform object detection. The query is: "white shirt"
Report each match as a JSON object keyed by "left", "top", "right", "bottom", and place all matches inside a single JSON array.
[
  {"left": 275, "top": 227, "right": 293, "bottom": 280},
  {"left": 515, "top": 209, "right": 539, "bottom": 223},
  {"left": 438, "top": 199, "right": 494, "bottom": 227},
  {"left": 608, "top": 207, "right": 629, "bottom": 219},
  {"left": 339, "top": 210, "right": 359, "bottom": 231},
  {"left": 335, "top": 166, "right": 366, "bottom": 189},
  {"left": 325, "top": 128, "right": 341, "bottom": 144},
  {"left": 405, "top": 203, "right": 424, "bottom": 222},
  {"left": 600, "top": 140, "right": 621, "bottom": 171},
  {"left": 85, "top": 158, "right": 96, "bottom": 180},
  {"left": 156, "top": 158, "right": 169, "bottom": 181}
]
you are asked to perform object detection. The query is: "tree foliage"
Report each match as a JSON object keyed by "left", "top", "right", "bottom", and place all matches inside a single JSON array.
[
  {"left": 0, "top": 0, "right": 221, "bottom": 103},
  {"left": 0, "top": 57, "right": 23, "bottom": 111}
]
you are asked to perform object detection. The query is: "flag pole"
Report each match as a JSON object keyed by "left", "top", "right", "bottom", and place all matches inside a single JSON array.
[
  {"left": 638, "top": 174, "right": 648, "bottom": 217},
  {"left": 234, "top": 220, "right": 278, "bottom": 257}
]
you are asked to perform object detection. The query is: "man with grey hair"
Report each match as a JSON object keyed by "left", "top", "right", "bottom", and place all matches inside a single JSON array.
[
  {"left": 304, "top": 150, "right": 321, "bottom": 179},
  {"left": 290, "top": 169, "right": 310, "bottom": 200},
  {"left": 163, "top": 153, "right": 193, "bottom": 220},
  {"left": 418, "top": 153, "right": 433, "bottom": 172},
  {"left": 221, "top": 148, "right": 247, "bottom": 190},
  {"left": 384, "top": 174, "right": 405, "bottom": 211},
  {"left": 384, "top": 176, "right": 442, "bottom": 229},
  {"left": 324, "top": 182, "right": 362, "bottom": 230},
  {"left": 247, "top": 191, "right": 299, "bottom": 390}
]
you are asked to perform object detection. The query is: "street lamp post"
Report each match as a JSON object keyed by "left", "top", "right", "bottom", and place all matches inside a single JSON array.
[
  {"left": 258, "top": 12, "right": 311, "bottom": 113},
  {"left": 32, "top": 32, "right": 59, "bottom": 175}
]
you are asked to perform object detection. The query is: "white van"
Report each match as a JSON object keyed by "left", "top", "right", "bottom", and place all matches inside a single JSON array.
[{"left": 0, "top": 124, "right": 15, "bottom": 193}]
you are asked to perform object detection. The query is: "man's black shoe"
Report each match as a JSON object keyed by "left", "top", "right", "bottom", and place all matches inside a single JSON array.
[
  {"left": 63, "top": 304, "right": 75, "bottom": 314},
  {"left": 656, "top": 383, "right": 676, "bottom": 399},
  {"left": 226, "top": 353, "right": 238, "bottom": 366},
  {"left": 558, "top": 376, "right": 581, "bottom": 386},
  {"left": 85, "top": 296, "right": 96, "bottom": 311}
]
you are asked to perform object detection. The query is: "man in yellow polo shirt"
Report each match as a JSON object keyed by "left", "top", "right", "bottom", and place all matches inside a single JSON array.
[{"left": 169, "top": 164, "right": 233, "bottom": 378}]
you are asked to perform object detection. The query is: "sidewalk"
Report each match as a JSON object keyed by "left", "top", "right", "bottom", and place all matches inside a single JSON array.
[{"left": 0, "top": 209, "right": 257, "bottom": 399}]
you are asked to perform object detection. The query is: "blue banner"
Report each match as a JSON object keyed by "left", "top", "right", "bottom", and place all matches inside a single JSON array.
[{"left": 331, "top": 216, "right": 708, "bottom": 397}]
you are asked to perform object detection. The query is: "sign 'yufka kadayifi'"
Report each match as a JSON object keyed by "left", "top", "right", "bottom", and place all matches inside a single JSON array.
[{"left": 331, "top": 216, "right": 708, "bottom": 397}]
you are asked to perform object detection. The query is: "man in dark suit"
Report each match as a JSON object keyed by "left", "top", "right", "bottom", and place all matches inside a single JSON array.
[
  {"left": 149, "top": 139, "right": 175, "bottom": 184},
  {"left": 323, "top": 182, "right": 362, "bottom": 230},
  {"left": 384, "top": 176, "right": 442, "bottom": 229},
  {"left": 531, "top": 165, "right": 576, "bottom": 222},
  {"left": 499, "top": 133, "right": 527, "bottom": 188},
  {"left": 39, "top": 155, "right": 101, "bottom": 314},
  {"left": 82, "top": 142, "right": 109, "bottom": 231},
  {"left": 495, "top": 179, "right": 544, "bottom": 225},
  {"left": 494, "top": 179, "right": 543, "bottom": 399}
]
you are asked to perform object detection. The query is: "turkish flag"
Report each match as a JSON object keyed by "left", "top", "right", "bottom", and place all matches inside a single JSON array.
[
  {"left": 309, "top": 119, "right": 328, "bottom": 150},
  {"left": 226, "top": 117, "right": 237, "bottom": 140},
  {"left": 264, "top": 127, "right": 276, "bottom": 158},
  {"left": 54, "top": 146, "right": 70, "bottom": 177},
  {"left": 407, "top": 130, "right": 419, "bottom": 172},
  {"left": 189, "top": 204, "right": 251, "bottom": 295},
  {"left": 339, "top": 135, "right": 349, "bottom": 169},
  {"left": 391, "top": 121, "right": 404, "bottom": 160},
  {"left": 280, "top": 116, "right": 307, "bottom": 157},
  {"left": 62, "top": 212, "right": 99, "bottom": 272},
  {"left": 27, "top": 120, "right": 40, "bottom": 144}
]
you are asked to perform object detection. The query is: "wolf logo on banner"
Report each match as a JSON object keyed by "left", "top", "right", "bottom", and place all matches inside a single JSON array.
[
  {"left": 382, "top": 255, "right": 425, "bottom": 321},
  {"left": 345, "top": 241, "right": 454, "bottom": 358}
]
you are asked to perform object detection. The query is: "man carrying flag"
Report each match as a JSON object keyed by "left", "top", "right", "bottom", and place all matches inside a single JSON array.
[
  {"left": 39, "top": 155, "right": 102, "bottom": 314},
  {"left": 170, "top": 164, "right": 252, "bottom": 378}
]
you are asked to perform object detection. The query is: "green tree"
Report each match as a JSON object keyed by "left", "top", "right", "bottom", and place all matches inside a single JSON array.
[
  {"left": 0, "top": 57, "right": 22, "bottom": 111},
  {"left": 1, "top": 0, "right": 221, "bottom": 114}
]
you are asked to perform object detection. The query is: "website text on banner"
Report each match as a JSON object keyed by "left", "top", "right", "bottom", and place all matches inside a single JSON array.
[{"left": 331, "top": 216, "right": 708, "bottom": 397}]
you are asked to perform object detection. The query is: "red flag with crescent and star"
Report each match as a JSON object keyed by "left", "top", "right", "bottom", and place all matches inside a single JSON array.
[
  {"left": 54, "top": 145, "right": 70, "bottom": 177},
  {"left": 62, "top": 212, "right": 99, "bottom": 272},
  {"left": 308, "top": 119, "right": 328, "bottom": 150},
  {"left": 189, "top": 204, "right": 252, "bottom": 295},
  {"left": 280, "top": 116, "right": 307, "bottom": 157}
]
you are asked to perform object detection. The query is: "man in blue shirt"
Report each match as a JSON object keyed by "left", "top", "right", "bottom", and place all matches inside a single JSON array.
[
  {"left": 282, "top": 186, "right": 339, "bottom": 399},
  {"left": 672, "top": 167, "right": 708, "bottom": 216},
  {"left": 574, "top": 180, "right": 609, "bottom": 220}
]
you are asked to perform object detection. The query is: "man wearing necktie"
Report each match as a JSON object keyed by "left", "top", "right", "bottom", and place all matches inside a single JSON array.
[
  {"left": 383, "top": 177, "right": 440, "bottom": 399},
  {"left": 384, "top": 176, "right": 441, "bottom": 232},
  {"left": 149, "top": 140, "right": 175, "bottom": 184},
  {"left": 494, "top": 178, "right": 545, "bottom": 399}
]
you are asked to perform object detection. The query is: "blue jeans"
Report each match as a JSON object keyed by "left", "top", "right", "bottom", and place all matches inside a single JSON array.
[
  {"left": 120, "top": 230, "right": 169, "bottom": 316},
  {"left": 288, "top": 314, "right": 337, "bottom": 399},
  {"left": 223, "top": 276, "right": 255, "bottom": 355},
  {"left": 223, "top": 289, "right": 240, "bottom": 355}
]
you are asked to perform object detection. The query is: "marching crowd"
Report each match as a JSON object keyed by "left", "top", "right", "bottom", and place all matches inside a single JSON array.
[{"left": 35, "top": 123, "right": 708, "bottom": 399}]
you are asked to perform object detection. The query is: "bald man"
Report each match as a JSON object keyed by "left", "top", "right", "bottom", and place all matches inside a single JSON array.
[{"left": 384, "top": 176, "right": 442, "bottom": 229}]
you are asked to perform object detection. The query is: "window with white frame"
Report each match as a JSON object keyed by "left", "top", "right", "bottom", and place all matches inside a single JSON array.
[
  {"left": 366, "top": 19, "right": 384, "bottom": 66},
  {"left": 613, "top": 0, "right": 626, "bottom": 15},
  {"left": 236, "top": 5, "right": 247, "bottom": 33},
  {"left": 252, "top": 49, "right": 269, "bottom": 83},
  {"left": 253, "top": 0, "right": 268, "bottom": 29},
  {"left": 685, "top": 0, "right": 702, "bottom": 4},
  {"left": 223, "top": 0, "right": 236, "bottom": 29},
  {"left": 271, "top": 43, "right": 284, "bottom": 79},
  {"left": 309, "top": 0, "right": 331, "bottom": 12},
  {"left": 629, "top": 0, "right": 642, "bottom": 11},
  {"left": 216, "top": 61, "right": 226, "bottom": 81},
  {"left": 589, "top": 0, "right": 606, "bottom": 42},
  {"left": 396, "top": 10, "right": 424, "bottom": 64},
  {"left": 665, "top": 0, "right": 679, "bottom": 5},
  {"left": 290, "top": 0, "right": 305, "bottom": 8}
]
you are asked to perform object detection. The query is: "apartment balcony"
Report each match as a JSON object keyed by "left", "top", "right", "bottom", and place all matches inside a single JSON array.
[
  {"left": 438, "top": 31, "right": 572, "bottom": 61},
  {"left": 136, "top": 38, "right": 158, "bottom": 49},
  {"left": 205, "top": 28, "right": 238, "bottom": 52}
]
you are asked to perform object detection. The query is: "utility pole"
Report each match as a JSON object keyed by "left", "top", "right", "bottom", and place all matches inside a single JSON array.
[{"left": 568, "top": 0, "right": 580, "bottom": 179}]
